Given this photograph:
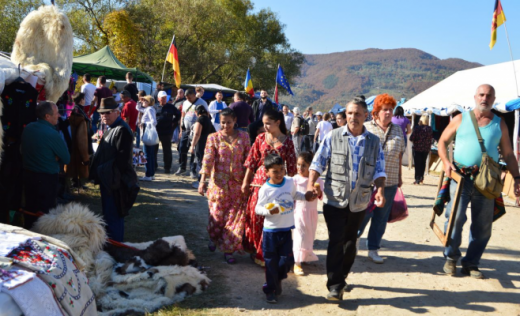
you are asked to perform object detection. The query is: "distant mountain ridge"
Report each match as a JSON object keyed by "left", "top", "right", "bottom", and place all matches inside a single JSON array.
[{"left": 278, "top": 48, "right": 482, "bottom": 111}]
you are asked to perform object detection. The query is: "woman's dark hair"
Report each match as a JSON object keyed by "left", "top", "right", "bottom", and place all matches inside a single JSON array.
[
  {"left": 73, "top": 92, "right": 85, "bottom": 105},
  {"left": 220, "top": 107, "right": 236, "bottom": 119},
  {"left": 336, "top": 111, "right": 346, "bottom": 119},
  {"left": 298, "top": 152, "right": 314, "bottom": 165},
  {"left": 264, "top": 153, "right": 284, "bottom": 170},
  {"left": 263, "top": 109, "right": 287, "bottom": 135},
  {"left": 196, "top": 105, "right": 208, "bottom": 115},
  {"left": 394, "top": 106, "right": 404, "bottom": 118},
  {"left": 138, "top": 90, "right": 147, "bottom": 97}
]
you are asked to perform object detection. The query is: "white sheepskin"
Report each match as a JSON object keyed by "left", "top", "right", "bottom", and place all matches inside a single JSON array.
[
  {"left": 11, "top": 5, "right": 73, "bottom": 102},
  {"left": 32, "top": 202, "right": 107, "bottom": 270}
]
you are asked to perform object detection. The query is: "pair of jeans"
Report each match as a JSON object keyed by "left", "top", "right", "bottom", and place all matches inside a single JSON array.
[
  {"left": 444, "top": 176, "right": 494, "bottom": 268},
  {"left": 144, "top": 144, "right": 156, "bottom": 177},
  {"left": 22, "top": 170, "right": 59, "bottom": 229},
  {"left": 413, "top": 150, "right": 429, "bottom": 182},
  {"left": 301, "top": 135, "right": 314, "bottom": 153},
  {"left": 292, "top": 135, "right": 301, "bottom": 156},
  {"left": 159, "top": 133, "right": 173, "bottom": 172},
  {"left": 100, "top": 184, "right": 124, "bottom": 242},
  {"left": 135, "top": 127, "right": 141, "bottom": 149},
  {"left": 262, "top": 230, "right": 293, "bottom": 294},
  {"left": 179, "top": 131, "right": 195, "bottom": 171},
  {"left": 323, "top": 204, "right": 366, "bottom": 291},
  {"left": 357, "top": 185, "right": 398, "bottom": 250}
]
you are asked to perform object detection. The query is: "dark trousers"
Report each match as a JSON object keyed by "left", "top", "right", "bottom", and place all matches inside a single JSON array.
[
  {"left": 179, "top": 131, "right": 195, "bottom": 171},
  {"left": 323, "top": 203, "right": 366, "bottom": 291},
  {"left": 100, "top": 184, "right": 124, "bottom": 242},
  {"left": 301, "top": 135, "right": 314, "bottom": 154},
  {"left": 413, "top": 150, "right": 429, "bottom": 182},
  {"left": 23, "top": 170, "right": 59, "bottom": 229},
  {"left": 0, "top": 143, "right": 24, "bottom": 224},
  {"left": 159, "top": 133, "right": 173, "bottom": 171},
  {"left": 144, "top": 144, "right": 156, "bottom": 177},
  {"left": 262, "top": 230, "right": 294, "bottom": 294}
]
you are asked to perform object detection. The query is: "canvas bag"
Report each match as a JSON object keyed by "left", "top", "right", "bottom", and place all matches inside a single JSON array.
[
  {"left": 469, "top": 111, "right": 503, "bottom": 199},
  {"left": 142, "top": 123, "right": 159, "bottom": 146}
]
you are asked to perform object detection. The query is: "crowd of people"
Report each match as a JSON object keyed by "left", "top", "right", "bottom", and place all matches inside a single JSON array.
[{"left": 4, "top": 78, "right": 520, "bottom": 304}]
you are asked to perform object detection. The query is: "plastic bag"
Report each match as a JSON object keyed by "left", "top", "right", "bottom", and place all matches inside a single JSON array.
[
  {"left": 388, "top": 188, "right": 408, "bottom": 223},
  {"left": 142, "top": 123, "right": 159, "bottom": 146}
]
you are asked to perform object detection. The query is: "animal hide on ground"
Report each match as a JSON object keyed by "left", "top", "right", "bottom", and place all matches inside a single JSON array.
[
  {"left": 11, "top": 5, "right": 73, "bottom": 102},
  {"left": 32, "top": 203, "right": 211, "bottom": 315}
]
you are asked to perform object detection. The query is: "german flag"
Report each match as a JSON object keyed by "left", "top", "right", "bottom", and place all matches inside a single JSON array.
[
  {"left": 166, "top": 35, "right": 181, "bottom": 88},
  {"left": 490, "top": 0, "right": 506, "bottom": 50}
]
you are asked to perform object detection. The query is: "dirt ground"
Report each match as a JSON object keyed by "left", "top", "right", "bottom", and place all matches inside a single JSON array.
[{"left": 127, "top": 146, "right": 520, "bottom": 316}]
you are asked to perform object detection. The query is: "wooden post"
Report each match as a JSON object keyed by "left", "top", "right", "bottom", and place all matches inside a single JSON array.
[{"left": 426, "top": 113, "right": 432, "bottom": 175}]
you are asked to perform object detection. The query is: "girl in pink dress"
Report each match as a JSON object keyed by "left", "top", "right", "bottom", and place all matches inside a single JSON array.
[{"left": 292, "top": 152, "right": 323, "bottom": 275}]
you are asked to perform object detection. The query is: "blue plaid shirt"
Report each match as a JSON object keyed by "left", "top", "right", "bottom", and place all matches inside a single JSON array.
[{"left": 310, "top": 126, "right": 386, "bottom": 189}]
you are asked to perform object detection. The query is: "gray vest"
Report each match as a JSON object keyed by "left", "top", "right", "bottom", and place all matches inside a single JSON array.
[{"left": 323, "top": 128, "right": 381, "bottom": 211}]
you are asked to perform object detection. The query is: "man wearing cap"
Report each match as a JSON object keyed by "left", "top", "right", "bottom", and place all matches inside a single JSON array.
[
  {"left": 177, "top": 88, "right": 208, "bottom": 177},
  {"left": 153, "top": 82, "right": 165, "bottom": 106},
  {"left": 208, "top": 91, "right": 228, "bottom": 131},
  {"left": 90, "top": 97, "right": 139, "bottom": 242},
  {"left": 120, "top": 90, "right": 138, "bottom": 132},
  {"left": 156, "top": 90, "right": 181, "bottom": 173}
]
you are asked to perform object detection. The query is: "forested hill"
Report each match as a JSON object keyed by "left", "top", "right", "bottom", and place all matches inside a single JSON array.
[{"left": 278, "top": 48, "right": 482, "bottom": 111}]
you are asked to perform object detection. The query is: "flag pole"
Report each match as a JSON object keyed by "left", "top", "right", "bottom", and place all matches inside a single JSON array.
[
  {"left": 162, "top": 34, "right": 175, "bottom": 82},
  {"left": 503, "top": 22, "right": 520, "bottom": 161},
  {"left": 503, "top": 22, "right": 519, "bottom": 97}
]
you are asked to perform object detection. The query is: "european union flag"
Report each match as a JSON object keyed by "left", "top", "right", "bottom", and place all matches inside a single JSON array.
[{"left": 276, "top": 66, "right": 294, "bottom": 95}]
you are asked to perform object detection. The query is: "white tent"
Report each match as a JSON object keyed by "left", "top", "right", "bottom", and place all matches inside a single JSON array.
[{"left": 401, "top": 59, "right": 520, "bottom": 116}]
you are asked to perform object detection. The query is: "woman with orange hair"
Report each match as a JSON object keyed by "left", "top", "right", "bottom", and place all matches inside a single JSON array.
[{"left": 357, "top": 93, "right": 405, "bottom": 264}]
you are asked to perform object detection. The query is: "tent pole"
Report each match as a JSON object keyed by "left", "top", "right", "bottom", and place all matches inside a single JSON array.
[
  {"left": 514, "top": 109, "right": 519, "bottom": 161},
  {"left": 449, "top": 115, "right": 454, "bottom": 163},
  {"left": 409, "top": 113, "right": 415, "bottom": 170},
  {"left": 426, "top": 114, "right": 431, "bottom": 175},
  {"left": 503, "top": 22, "right": 520, "bottom": 97}
]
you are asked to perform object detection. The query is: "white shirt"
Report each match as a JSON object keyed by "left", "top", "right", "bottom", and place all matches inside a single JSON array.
[
  {"left": 208, "top": 100, "right": 228, "bottom": 124},
  {"left": 284, "top": 112, "right": 294, "bottom": 131},
  {"left": 316, "top": 120, "right": 333, "bottom": 141},
  {"left": 80, "top": 83, "right": 96, "bottom": 106},
  {"left": 255, "top": 177, "right": 306, "bottom": 232}
]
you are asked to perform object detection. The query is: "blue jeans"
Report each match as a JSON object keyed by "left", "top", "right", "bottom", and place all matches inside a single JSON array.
[
  {"left": 135, "top": 127, "right": 141, "bottom": 149},
  {"left": 100, "top": 184, "right": 124, "bottom": 242},
  {"left": 444, "top": 177, "right": 494, "bottom": 268},
  {"left": 144, "top": 144, "right": 156, "bottom": 177},
  {"left": 357, "top": 185, "right": 398, "bottom": 250},
  {"left": 262, "top": 230, "right": 293, "bottom": 295}
]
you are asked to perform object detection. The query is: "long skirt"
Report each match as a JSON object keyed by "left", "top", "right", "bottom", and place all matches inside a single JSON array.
[
  {"left": 293, "top": 203, "right": 319, "bottom": 263},
  {"left": 207, "top": 179, "right": 247, "bottom": 253},
  {"left": 243, "top": 186, "right": 265, "bottom": 264}
]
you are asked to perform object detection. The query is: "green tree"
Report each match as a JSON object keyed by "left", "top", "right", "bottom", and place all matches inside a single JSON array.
[{"left": 0, "top": 0, "right": 44, "bottom": 53}]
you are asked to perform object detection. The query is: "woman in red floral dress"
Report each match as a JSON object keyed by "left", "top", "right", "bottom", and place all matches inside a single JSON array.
[{"left": 242, "top": 109, "right": 297, "bottom": 265}]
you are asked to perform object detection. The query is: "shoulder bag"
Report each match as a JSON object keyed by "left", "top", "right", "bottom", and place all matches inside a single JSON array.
[{"left": 469, "top": 111, "right": 503, "bottom": 199}]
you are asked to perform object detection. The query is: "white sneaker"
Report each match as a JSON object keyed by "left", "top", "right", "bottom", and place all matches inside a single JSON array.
[
  {"left": 140, "top": 176, "right": 152, "bottom": 181},
  {"left": 368, "top": 250, "right": 384, "bottom": 264},
  {"left": 152, "top": 176, "right": 156, "bottom": 180},
  {"left": 355, "top": 238, "right": 360, "bottom": 256}
]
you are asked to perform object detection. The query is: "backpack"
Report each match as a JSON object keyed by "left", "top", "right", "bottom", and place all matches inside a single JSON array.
[{"left": 298, "top": 116, "right": 309, "bottom": 136}]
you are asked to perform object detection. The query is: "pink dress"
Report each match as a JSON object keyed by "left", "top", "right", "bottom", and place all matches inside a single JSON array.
[{"left": 292, "top": 174, "right": 324, "bottom": 263}]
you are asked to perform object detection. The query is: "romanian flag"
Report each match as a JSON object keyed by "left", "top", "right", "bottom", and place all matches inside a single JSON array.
[
  {"left": 166, "top": 35, "right": 181, "bottom": 88},
  {"left": 490, "top": 0, "right": 506, "bottom": 50},
  {"left": 244, "top": 68, "right": 254, "bottom": 97}
]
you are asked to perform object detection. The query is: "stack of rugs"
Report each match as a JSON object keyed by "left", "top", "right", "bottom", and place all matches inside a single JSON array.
[{"left": 0, "top": 203, "right": 210, "bottom": 316}]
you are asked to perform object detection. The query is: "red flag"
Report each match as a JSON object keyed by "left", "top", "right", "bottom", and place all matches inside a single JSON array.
[{"left": 274, "top": 85, "right": 279, "bottom": 104}]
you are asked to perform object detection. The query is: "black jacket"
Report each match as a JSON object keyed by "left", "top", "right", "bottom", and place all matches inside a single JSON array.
[
  {"left": 90, "top": 118, "right": 139, "bottom": 217},
  {"left": 156, "top": 103, "right": 181, "bottom": 136},
  {"left": 251, "top": 98, "right": 277, "bottom": 122}
]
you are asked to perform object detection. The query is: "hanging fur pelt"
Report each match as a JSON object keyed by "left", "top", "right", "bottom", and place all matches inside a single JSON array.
[{"left": 11, "top": 5, "right": 73, "bottom": 102}]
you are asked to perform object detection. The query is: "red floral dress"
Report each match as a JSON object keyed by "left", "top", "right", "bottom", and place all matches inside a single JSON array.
[
  {"left": 242, "top": 133, "right": 297, "bottom": 263},
  {"left": 200, "top": 130, "right": 251, "bottom": 253}
]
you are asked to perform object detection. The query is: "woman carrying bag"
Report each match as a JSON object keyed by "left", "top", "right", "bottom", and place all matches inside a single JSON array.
[{"left": 138, "top": 95, "right": 158, "bottom": 181}]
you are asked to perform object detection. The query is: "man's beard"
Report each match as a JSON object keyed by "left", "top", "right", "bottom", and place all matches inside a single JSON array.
[
  {"left": 478, "top": 104, "right": 491, "bottom": 112},
  {"left": 261, "top": 96, "right": 267, "bottom": 100}
]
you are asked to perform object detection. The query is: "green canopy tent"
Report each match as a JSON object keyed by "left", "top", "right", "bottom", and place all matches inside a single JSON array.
[{"left": 72, "top": 46, "right": 154, "bottom": 84}]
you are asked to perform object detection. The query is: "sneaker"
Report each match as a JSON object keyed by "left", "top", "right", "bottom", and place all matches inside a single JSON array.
[
  {"left": 190, "top": 171, "right": 198, "bottom": 179},
  {"left": 461, "top": 266, "right": 484, "bottom": 279},
  {"left": 152, "top": 176, "right": 156, "bottom": 180},
  {"left": 443, "top": 260, "right": 456, "bottom": 275},
  {"left": 368, "top": 250, "right": 384, "bottom": 264},
  {"left": 326, "top": 288, "right": 344, "bottom": 301},
  {"left": 175, "top": 168, "right": 186, "bottom": 176},
  {"left": 294, "top": 263, "right": 304, "bottom": 276},
  {"left": 266, "top": 292, "right": 277, "bottom": 303},
  {"left": 140, "top": 176, "right": 153, "bottom": 181}
]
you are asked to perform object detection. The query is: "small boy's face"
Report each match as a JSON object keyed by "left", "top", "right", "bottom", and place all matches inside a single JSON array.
[{"left": 266, "top": 164, "right": 285, "bottom": 185}]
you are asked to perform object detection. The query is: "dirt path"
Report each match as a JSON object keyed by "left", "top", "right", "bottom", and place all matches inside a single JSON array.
[{"left": 137, "top": 146, "right": 520, "bottom": 316}]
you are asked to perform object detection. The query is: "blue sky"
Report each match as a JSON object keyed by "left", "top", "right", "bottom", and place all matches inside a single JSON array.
[{"left": 253, "top": 0, "right": 520, "bottom": 66}]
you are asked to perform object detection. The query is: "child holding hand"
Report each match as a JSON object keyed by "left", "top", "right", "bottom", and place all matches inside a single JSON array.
[
  {"left": 255, "top": 154, "right": 313, "bottom": 303},
  {"left": 293, "top": 152, "right": 323, "bottom": 275}
]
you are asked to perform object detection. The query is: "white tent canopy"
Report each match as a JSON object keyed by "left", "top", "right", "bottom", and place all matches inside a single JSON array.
[{"left": 402, "top": 59, "right": 520, "bottom": 116}]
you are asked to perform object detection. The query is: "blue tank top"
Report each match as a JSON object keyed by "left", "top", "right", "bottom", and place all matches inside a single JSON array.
[{"left": 454, "top": 111, "right": 501, "bottom": 166}]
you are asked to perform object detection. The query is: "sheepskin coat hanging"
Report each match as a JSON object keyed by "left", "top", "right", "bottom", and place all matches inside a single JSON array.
[{"left": 11, "top": 5, "right": 73, "bottom": 102}]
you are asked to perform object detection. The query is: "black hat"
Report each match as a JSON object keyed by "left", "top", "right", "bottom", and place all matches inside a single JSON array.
[{"left": 97, "top": 97, "right": 118, "bottom": 113}]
